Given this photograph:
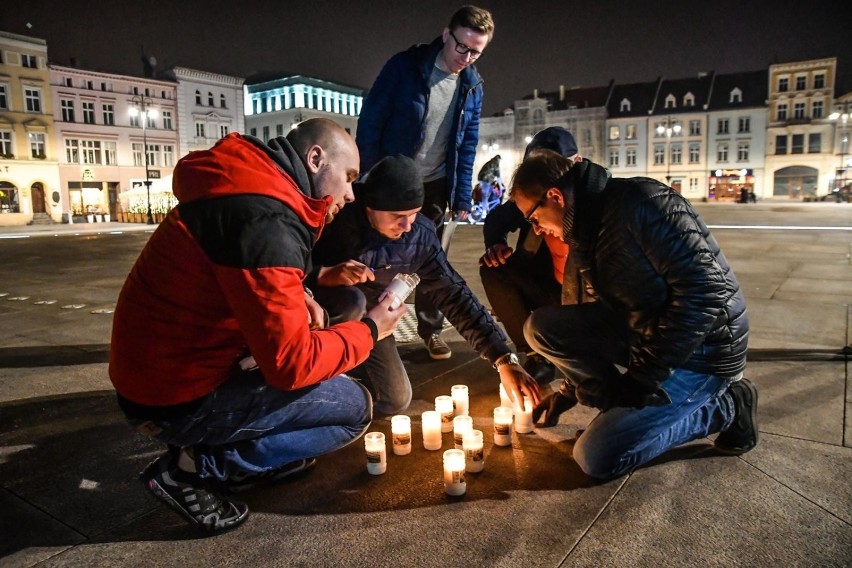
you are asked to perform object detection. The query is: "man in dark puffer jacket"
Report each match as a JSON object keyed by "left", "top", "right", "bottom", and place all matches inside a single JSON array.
[{"left": 514, "top": 150, "right": 756, "bottom": 480}]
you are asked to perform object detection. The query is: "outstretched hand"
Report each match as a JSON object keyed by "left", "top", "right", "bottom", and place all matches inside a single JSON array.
[{"left": 317, "top": 260, "right": 376, "bottom": 287}]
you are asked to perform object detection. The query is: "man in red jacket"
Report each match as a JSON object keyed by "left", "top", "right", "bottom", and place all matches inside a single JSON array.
[{"left": 109, "top": 119, "right": 406, "bottom": 534}]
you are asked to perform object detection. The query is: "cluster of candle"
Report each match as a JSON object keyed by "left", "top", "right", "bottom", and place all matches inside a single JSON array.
[{"left": 364, "top": 382, "right": 537, "bottom": 495}]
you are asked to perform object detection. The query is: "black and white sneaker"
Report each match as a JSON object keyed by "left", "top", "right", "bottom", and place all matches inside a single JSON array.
[
  {"left": 140, "top": 452, "right": 249, "bottom": 534},
  {"left": 425, "top": 334, "right": 452, "bottom": 360},
  {"left": 715, "top": 377, "right": 759, "bottom": 455},
  {"left": 222, "top": 458, "right": 317, "bottom": 493}
]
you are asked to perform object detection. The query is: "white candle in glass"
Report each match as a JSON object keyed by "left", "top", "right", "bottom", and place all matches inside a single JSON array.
[
  {"left": 451, "top": 384, "right": 469, "bottom": 416},
  {"left": 364, "top": 432, "right": 386, "bottom": 475},
  {"left": 443, "top": 449, "right": 467, "bottom": 496},
  {"left": 463, "top": 429, "right": 484, "bottom": 473},
  {"left": 499, "top": 383, "right": 513, "bottom": 409},
  {"left": 493, "top": 406, "right": 513, "bottom": 446},
  {"left": 453, "top": 414, "right": 473, "bottom": 449},
  {"left": 435, "top": 395, "right": 454, "bottom": 433},
  {"left": 514, "top": 397, "right": 534, "bottom": 434},
  {"left": 391, "top": 415, "right": 412, "bottom": 455},
  {"left": 421, "top": 410, "right": 442, "bottom": 451}
]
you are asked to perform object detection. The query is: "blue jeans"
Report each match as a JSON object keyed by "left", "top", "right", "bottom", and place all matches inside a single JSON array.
[
  {"left": 525, "top": 302, "right": 737, "bottom": 479},
  {"left": 139, "top": 372, "right": 372, "bottom": 481}
]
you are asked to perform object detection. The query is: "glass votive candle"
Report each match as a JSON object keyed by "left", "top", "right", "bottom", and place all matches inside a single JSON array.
[
  {"left": 442, "top": 449, "right": 466, "bottom": 496},
  {"left": 453, "top": 414, "right": 473, "bottom": 449},
  {"left": 514, "top": 397, "right": 535, "bottom": 434},
  {"left": 463, "top": 429, "right": 484, "bottom": 473},
  {"left": 435, "top": 395, "right": 454, "bottom": 433},
  {"left": 493, "top": 406, "right": 513, "bottom": 446},
  {"left": 421, "top": 410, "right": 442, "bottom": 451},
  {"left": 364, "top": 432, "right": 386, "bottom": 475},
  {"left": 499, "top": 383, "right": 513, "bottom": 409},
  {"left": 451, "top": 384, "right": 469, "bottom": 416},
  {"left": 391, "top": 415, "right": 412, "bottom": 455}
]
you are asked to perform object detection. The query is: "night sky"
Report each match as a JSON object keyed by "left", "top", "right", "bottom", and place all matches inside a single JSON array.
[{"left": 3, "top": 0, "right": 850, "bottom": 116}]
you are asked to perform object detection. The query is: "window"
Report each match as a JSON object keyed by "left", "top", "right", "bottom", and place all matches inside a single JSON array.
[
  {"left": 729, "top": 89, "right": 742, "bottom": 104},
  {"left": 220, "top": 124, "right": 229, "bottom": 138},
  {"left": 132, "top": 143, "right": 144, "bottom": 166},
  {"left": 65, "top": 139, "right": 79, "bottom": 163},
  {"left": 689, "top": 144, "right": 700, "bottom": 163},
  {"left": 208, "top": 92, "right": 214, "bottom": 106},
  {"left": 738, "top": 117, "right": 750, "bottom": 133},
  {"left": 29, "top": 132, "right": 46, "bottom": 158},
  {"left": 104, "top": 141, "right": 117, "bottom": 165},
  {"left": 250, "top": 127, "right": 257, "bottom": 137},
  {"left": 671, "top": 144, "right": 682, "bottom": 164},
  {"left": 162, "top": 110, "right": 173, "bottom": 130},
  {"left": 795, "top": 76, "right": 806, "bottom": 90},
  {"left": 87, "top": 80, "right": 93, "bottom": 90},
  {"left": 808, "top": 133, "right": 821, "bottom": 153},
  {"left": 812, "top": 100, "right": 823, "bottom": 119},
  {"left": 195, "top": 122, "right": 206, "bottom": 137},
  {"left": 778, "top": 77, "right": 789, "bottom": 92},
  {"left": 24, "top": 87, "right": 42, "bottom": 112},
  {"left": 737, "top": 142, "right": 749, "bottom": 161},
  {"left": 775, "top": 135, "right": 787, "bottom": 154},
  {"left": 664, "top": 94, "right": 675, "bottom": 109},
  {"left": 101, "top": 82, "right": 108, "bottom": 91},
  {"left": 689, "top": 120, "right": 701, "bottom": 136},
  {"left": 791, "top": 133, "right": 804, "bottom": 154},
  {"left": 195, "top": 90, "right": 201, "bottom": 105},
  {"left": 608, "top": 125, "right": 620, "bottom": 140},
  {"left": 690, "top": 178, "right": 698, "bottom": 192},
  {"left": 220, "top": 94, "right": 227, "bottom": 108},
  {"left": 626, "top": 124, "right": 637, "bottom": 140},
  {"left": 276, "top": 124, "right": 284, "bottom": 137},
  {"left": 626, "top": 147, "right": 636, "bottom": 166},
  {"left": 0, "top": 182, "right": 19, "bottom": 213},
  {"left": 163, "top": 145, "right": 175, "bottom": 167},
  {"left": 717, "top": 144, "right": 729, "bottom": 162},
  {"left": 684, "top": 93, "right": 695, "bottom": 107},
  {"left": 793, "top": 102, "right": 805, "bottom": 119},
  {"left": 263, "top": 125, "right": 270, "bottom": 142},
  {"left": 61, "top": 99, "right": 75, "bottom": 122},
  {"left": 0, "top": 83, "right": 7, "bottom": 110},
  {"left": 133, "top": 86, "right": 139, "bottom": 95},
  {"left": 129, "top": 113, "right": 140, "bottom": 128},
  {"left": 146, "top": 113, "right": 156, "bottom": 129},
  {"left": 102, "top": 104, "right": 114, "bottom": 125},
  {"left": 654, "top": 146, "right": 665, "bottom": 165},
  {"left": 0, "top": 130, "right": 13, "bottom": 156},
  {"left": 608, "top": 148, "right": 619, "bottom": 167},
  {"left": 777, "top": 104, "right": 787, "bottom": 121},
  {"left": 619, "top": 98, "right": 631, "bottom": 112},
  {"left": 81, "top": 139, "right": 102, "bottom": 164},
  {"left": 64, "top": 77, "right": 73, "bottom": 87},
  {"left": 814, "top": 73, "right": 825, "bottom": 89},
  {"left": 82, "top": 101, "right": 95, "bottom": 124},
  {"left": 22, "top": 54, "right": 37, "bottom": 68},
  {"left": 717, "top": 119, "right": 729, "bottom": 134},
  {"left": 147, "top": 144, "right": 161, "bottom": 167}
]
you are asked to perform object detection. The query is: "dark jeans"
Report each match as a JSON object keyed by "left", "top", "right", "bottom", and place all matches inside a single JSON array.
[
  {"left": 479, "top": 252, "right": 561, "bottom": 353},
  {"left": 416, "top": 177, "right": 450, "bottom": 339},
  {"left": 524, "top": 302, "right": 737, "bottom": 479}
]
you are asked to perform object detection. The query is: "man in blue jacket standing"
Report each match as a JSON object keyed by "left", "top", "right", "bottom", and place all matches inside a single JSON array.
[{"left": 356, "top": 5, "right": 493, "bottom": 361}]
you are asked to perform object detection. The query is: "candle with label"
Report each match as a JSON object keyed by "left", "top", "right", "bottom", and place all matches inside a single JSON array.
[
  {"left": 463, "top": 429, "right": 484, "bottom": 473},
  {"left": 453, "top": 414, "right": 473, "bottom": 449},
  {"left": 451, "top": 384, "right": 469, "bottom": 416},
  {"left": 493, "top": 406, "right": 513, "bottom": 446},
  {"left": 421, "top": 410, "right": 442, "bottom": 450},
  {"left": 435, "top": 395, "right": 454, "bottom": 433},
  {"left": 514, "top": 397, "right": 535, "bottom": 434},
  {"left": 364, "top": 432, "right": 386, "bottom": 475},
  {"left": 443, "top": 449, "right": 467, "bottom": 496},
  {"left": 391, "top": 415, "right": 412, "bottom": 455}
]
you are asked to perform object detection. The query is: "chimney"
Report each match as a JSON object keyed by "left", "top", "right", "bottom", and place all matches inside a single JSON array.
[
  {"left": 559, "top": 84, "right": 565, "bottom": 101},
  {"left": 533, "top": 88, "right": 539, "bottom": 99}
]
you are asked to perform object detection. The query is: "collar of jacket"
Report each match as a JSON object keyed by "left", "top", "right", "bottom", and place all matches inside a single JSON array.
[
  {"left": 563, "top": 159, "right": 611, "bottom": 249},
  {"left": 412, "top": 36, "right": 484, "bottom": 91}
]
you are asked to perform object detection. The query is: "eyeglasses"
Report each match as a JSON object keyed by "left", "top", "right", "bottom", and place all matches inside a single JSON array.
[
  {"left": 449, "top": 29, "right": 483, "bottom": 60},
  {"left": 522, "top": 195, "right": 547, "bottom": 226}
]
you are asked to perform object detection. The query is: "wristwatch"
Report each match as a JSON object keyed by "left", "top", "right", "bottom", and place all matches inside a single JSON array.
[{"left": 493, "top": 352, "right": 520, "bottom": 369}]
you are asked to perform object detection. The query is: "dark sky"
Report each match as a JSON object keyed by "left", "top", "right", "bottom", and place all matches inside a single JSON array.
[{"left": 3, "top": 0, "right": 850, "bottom": 116}]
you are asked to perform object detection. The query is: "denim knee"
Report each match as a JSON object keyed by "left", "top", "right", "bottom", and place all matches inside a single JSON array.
[{"left": 573, "top": 434, "right": 630, "bottom": 480}]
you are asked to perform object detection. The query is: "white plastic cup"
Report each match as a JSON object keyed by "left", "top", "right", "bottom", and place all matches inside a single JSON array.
[
  {"left": 453, "top": 414, "right": 473, "bottom": 449},
  {"left": 451, "top": 384, "right": 469, "bottom": 416},
  {"left": 364, "top": 432, "right": 387, "bottom": 475},
  {"left": 421, "top": 410, "right": 442, "bottom": 451},
  {"left": 435, "top": 395, "right": 454, "bottom": 433},
  {"left": 493, "top": 406, "right": 513, "bottom": 447},
  {"left": 391, "top": 415, "right": 412, "bottom": 455},
  {"left": 443, "top": 449, "right": 466, "bottom": 496},
  {"left": 514, "top": 397, "right": 535, "bottom": 434},
  {"left": 463, "top": 429, "right": 485, "bottom": 473}
]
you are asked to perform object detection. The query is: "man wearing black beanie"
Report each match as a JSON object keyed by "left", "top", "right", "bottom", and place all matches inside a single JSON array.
[{"left": 308, "top": 155, "right": 540, "bottom": 415}]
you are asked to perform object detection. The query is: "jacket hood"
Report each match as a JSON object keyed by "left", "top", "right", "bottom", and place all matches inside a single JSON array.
[{"left": 172, "top": 132, "right": 330, "bottom": 230}]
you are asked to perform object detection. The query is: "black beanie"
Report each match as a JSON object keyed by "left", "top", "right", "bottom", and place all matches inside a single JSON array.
[{"left": 362, "top": 155, "right": 424, "bottom": 211}]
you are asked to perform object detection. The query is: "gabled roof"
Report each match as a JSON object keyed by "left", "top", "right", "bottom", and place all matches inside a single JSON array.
[
  {"left": 607, "top": 79, "right": 661, "bottom": 117},
  {"left": 651, "top": 73, "right": 715, "bottom": 116},
  {"left": 706, "top": 70, "right": 768, "bottom": 110}
]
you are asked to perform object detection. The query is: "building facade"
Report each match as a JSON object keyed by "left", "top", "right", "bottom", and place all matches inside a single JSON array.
[{"left": 0, "top": 31, "right": 61, "bottom": 226}]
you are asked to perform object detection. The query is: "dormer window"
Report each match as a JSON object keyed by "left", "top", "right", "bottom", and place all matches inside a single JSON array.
[
  {"left": 664, "top": 94, "right": 676, "bottom": 109},
  {"left": 730, "top": 88, "right": 742, "bottom": 103},
  {"left": 684, "top": 92, "right": 695, "bottom": 107},
  {"left": 620, "top": 98, "right": 631, "bottom": 112}
]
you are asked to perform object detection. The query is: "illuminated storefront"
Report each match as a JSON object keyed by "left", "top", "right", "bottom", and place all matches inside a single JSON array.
[{"left": 708, "top": 168, "right": 754, "bottom": 201}]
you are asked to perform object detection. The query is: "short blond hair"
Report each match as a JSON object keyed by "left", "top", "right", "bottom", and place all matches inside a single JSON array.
[{"left": 449, "top": 5, "right": 495, "bottom": 39}]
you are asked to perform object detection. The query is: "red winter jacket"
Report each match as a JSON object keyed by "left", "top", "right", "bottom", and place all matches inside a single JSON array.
[{"left": 109, "top": 133, "right": 375, "bottom": 407}]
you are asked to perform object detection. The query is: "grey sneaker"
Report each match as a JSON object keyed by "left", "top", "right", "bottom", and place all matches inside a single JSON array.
[
  {"left": 425, "top": 334, "right": 452, "bottom": 360},
  {"left": 715, "top": 377, "right": 759, "bottom": 455}
]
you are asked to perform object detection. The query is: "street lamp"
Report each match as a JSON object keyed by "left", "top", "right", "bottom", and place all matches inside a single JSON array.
[
  {"left": 656, "top": 117, "right": 681, "bottom": 185},
  {"left": 829, "top": 101, "right": 851, "bottom": 192},
  {"left": 128, "top": 96, "right": 157, "bottom": 224}
]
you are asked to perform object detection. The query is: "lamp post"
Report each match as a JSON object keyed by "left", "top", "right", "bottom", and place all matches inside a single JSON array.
[
  {"left": 656, "top": 117, "right": 681, "bottom": 185},
  {"left": 829, "top": 101, "right": 851, "bottom": 192},
  {"left": 128, "top": 96, "right": 157, "bottom": 224}
]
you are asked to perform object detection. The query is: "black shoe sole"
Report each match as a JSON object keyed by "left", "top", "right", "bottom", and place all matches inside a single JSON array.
[{"left": 715, "top": 378, "right": 759, "bottom": 455}]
